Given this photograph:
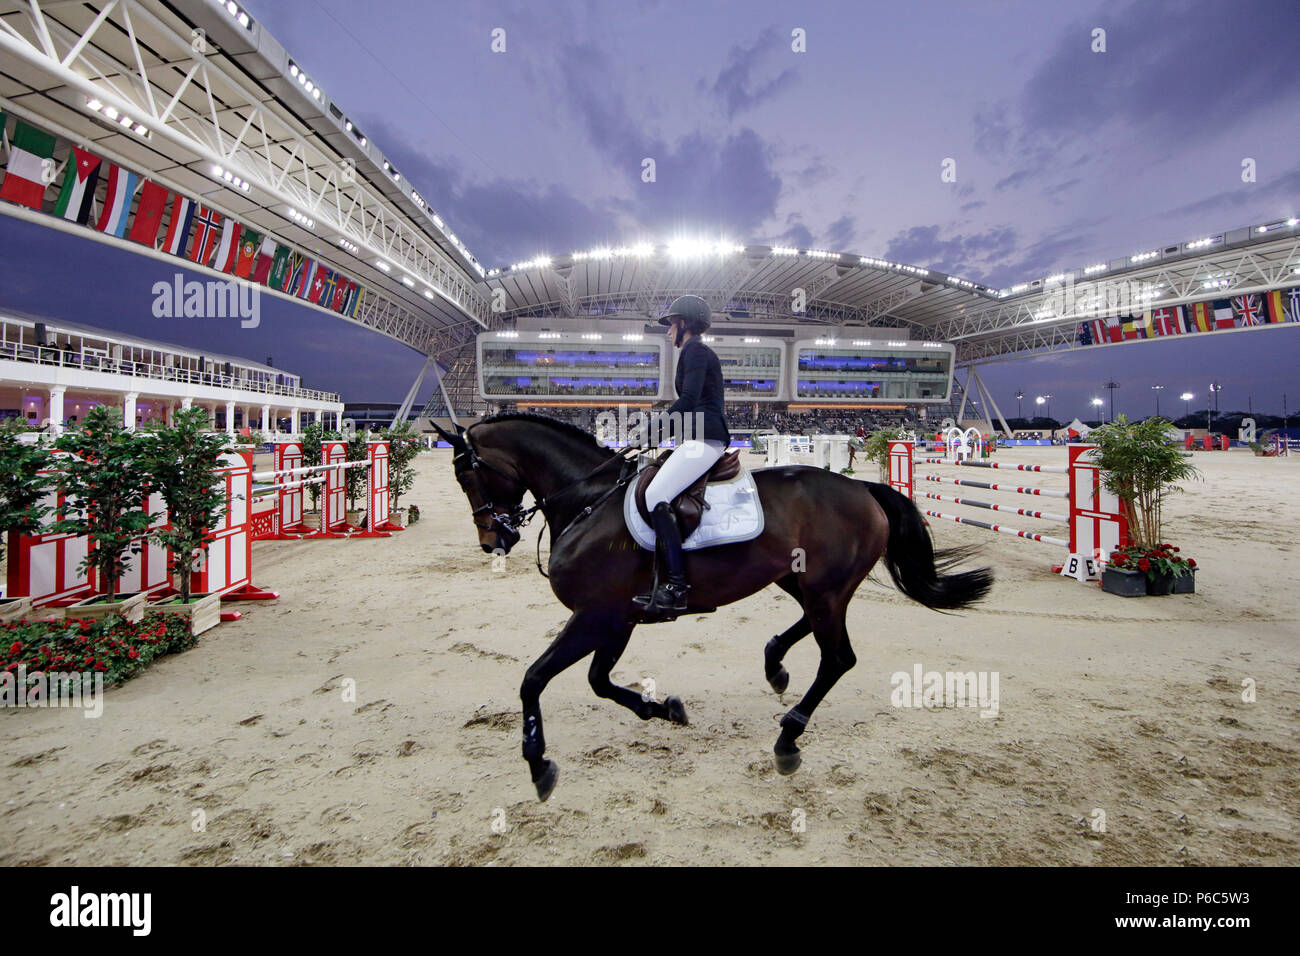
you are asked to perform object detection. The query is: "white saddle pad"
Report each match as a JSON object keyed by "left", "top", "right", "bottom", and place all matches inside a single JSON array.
[{"left": 624, "top": 467, "right": 765, "bottom": 551}]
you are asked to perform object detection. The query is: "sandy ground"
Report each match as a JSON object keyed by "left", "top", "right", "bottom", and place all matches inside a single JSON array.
[{"left": 1, "top": 444, "right": 1297, "bottom": 866}]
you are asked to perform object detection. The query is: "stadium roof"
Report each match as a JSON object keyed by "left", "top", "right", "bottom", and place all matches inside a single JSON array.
[
  {"left": 484, "top": 219, "right": 1300, "bottom": 364},
  {"left": 0, "top": 0, "right": 490, "bottom": 355}
]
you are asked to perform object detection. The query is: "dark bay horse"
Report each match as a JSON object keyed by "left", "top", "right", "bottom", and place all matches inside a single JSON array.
[{"left": 435, "top": 413, "right": 991, "bottom": 801}]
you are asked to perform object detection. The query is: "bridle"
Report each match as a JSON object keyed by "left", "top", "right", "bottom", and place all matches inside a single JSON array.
[{"left": 453, "top": 426, "right": 642, "bottom": 573}]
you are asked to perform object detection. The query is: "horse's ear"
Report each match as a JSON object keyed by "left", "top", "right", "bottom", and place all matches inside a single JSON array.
[{"left": 431, "top": 421, "right": 465, "bottom": 452}]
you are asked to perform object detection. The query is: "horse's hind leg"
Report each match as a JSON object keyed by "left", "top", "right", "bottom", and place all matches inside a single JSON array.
[
  {"left": 588, "top": 627, "right": 689, "bottom": 726},
  {"left": 773, "top": 594, "right": 856, "bottom": 775},
  {"left": 765, "top": 574, "right": 812, "bottom": 694},
  {"left": 520, "top": 608, "right": 613, "bottom": 801}
]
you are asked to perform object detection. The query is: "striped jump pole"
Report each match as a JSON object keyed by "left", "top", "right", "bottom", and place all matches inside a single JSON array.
[{"left": 889, "top": 439, "right": 1128, "bottom": 581}]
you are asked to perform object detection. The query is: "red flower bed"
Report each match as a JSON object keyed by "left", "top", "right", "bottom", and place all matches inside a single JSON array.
[
  {"left": 1106, "top": 543, "right": 1196, "bottom": 581},
  {"left": 1, "top": 613, "right": 195, "bottom": 688}
]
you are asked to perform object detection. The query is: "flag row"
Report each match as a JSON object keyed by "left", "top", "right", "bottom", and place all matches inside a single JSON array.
[
  {"left": 0, "top": 117, "right": 365, "bottom": 317},
  {"left": 1077, "top": 290, "right": 1300, "bottom": 346}
]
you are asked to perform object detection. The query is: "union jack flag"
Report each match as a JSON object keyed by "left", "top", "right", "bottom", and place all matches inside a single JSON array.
[{"left": 1232, "top": 294, "right": 1262, "bottom": 327}]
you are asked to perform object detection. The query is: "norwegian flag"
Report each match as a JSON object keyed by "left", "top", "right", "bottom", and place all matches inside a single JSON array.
[
  {"left": 1232, "top": 294, "right": 1262, "bottom": 327},
  {"left": 188, "top": 205, "right": 222, "bottom": 266}
]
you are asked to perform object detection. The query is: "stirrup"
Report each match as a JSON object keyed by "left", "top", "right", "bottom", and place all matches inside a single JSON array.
[{"left": 634, "top": 583, "right": 690, "bottom": 621}]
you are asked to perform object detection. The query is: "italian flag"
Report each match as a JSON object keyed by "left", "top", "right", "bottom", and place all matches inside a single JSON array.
[
  {"left": 52, "top": 146, "right": 102, "bottom": 223},
  {"left": 0, "top": 120, "right": 57, "bottom": 209}
]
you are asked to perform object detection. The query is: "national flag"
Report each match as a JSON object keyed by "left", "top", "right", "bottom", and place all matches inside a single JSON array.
[
  {"left": 285, "top": 252, "right": 311, "bottom": 296},
  {"left": 265, "top": 244, "right": 292, "bottom": 290},
  {"left": 306, "top": 265, "right": 330, "bottom": 304},
  {"left": 127, "top": 180, "right": 168, "bottom": 246},
  {"left": 317, "top": 269, "right": 339, "bottom": 306},
  {"left": 51, "top": 146, "right": 101, "bottom": 224},
  {"left": 188, "top": 205, "right": 222, "bottom": 265},
  {"left": 1120, "top": 316, "right": 1145, "bottom": 340},
  {"left": 94, "top": 164, "right": 139, "bottom": 237},
  {"left": 1188, "top": 301, "right": 1214, "bottom": 332},
  {"left": 296, "top": 259, "right": 319, "bottom": 300},
  {"left": 1231, "top": 294, "right": 1263, "bottom": 327},
  {"left": 251, "top": 237, "right": 279, "bottom": 284},
  {"left": 343, "top": 281, "right": 362, "bottom": 317},
  {"left": 1147, "top": 305, "right": 1185, "bottom": 337},
  {"left": 232, "top": 229, "right": 261, "bottom": 278},
  {"left": 1101, "top": 316, "right": 1122, "bottom": 342},
  {"left": 212, "top": 219, "right": 243, "bottom": 273},
  {"left": 1262, "top": 290, "right": 1287, "bottom": 324},
  {"left": 1212, "top": 299, "right": 1235, "bottom": 330},
  {"left": 0, "top": 120, "right": 56, "bottom": 209},
  {"left": 1286, "top": 287, "right": 1300, "bottom": 322},
  {"left": 330, "top": 277, "right": 351, "bottom": 312},
  {"left": 160, "top": 193, "right": 196, "bottom": 256}
]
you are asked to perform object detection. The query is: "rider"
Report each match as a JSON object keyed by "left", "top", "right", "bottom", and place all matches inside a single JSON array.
[{"left": 633, "top": 294, "right": 731, "bottom": 620}]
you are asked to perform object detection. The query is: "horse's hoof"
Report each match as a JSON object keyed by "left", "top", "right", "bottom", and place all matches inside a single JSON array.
[
  {"left": 767, "top": 667, "right": 790, "bottom": 694},
  {"left": 533, "top": 760, "right": 559, "bottom": 802},
  {"left": 665, "top": 695, "right": 689, "bottom": 725},
  {"left": 773, "top": 749, "right": 802, "bottom": 775}
]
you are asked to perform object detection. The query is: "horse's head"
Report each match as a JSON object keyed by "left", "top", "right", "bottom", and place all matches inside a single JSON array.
[{"left": 434, "top": 420, "right": 528, "bottom": 555}]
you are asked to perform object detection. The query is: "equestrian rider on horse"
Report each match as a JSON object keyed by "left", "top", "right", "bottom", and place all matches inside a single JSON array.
[{"left": 633, "top": 294, "right": 732, "bottom": 621}]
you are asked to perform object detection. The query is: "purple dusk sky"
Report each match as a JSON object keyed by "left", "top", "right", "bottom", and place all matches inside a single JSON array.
[{"left": 2, "top": 0, "right": 1297, "bottom": 418}]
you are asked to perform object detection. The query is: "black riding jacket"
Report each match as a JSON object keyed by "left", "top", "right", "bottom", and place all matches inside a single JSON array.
[{"left": 662, "top": 336, "right": 731, "bottom": 445}]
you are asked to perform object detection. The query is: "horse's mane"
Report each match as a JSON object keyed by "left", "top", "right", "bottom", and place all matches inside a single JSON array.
[{"left": 470, "top": 411, "right": 615, "bottom": 457}]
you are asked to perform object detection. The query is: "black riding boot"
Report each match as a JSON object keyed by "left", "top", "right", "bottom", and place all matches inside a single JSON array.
[{"left": 634, "top": 502, "right": 689, "bottom": 621}]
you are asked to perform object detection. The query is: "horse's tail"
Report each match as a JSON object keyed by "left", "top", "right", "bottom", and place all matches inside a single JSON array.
[{"left": 865, "top": 482, "right": 993, "bottom": 611}]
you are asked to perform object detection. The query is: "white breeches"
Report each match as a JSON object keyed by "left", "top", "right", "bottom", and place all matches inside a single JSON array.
[{"left": 643, "top": 440, "right": 727, "bottom": 510}]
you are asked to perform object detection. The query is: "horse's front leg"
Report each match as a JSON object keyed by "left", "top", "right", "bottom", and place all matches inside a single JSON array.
[
  {"left": 520, "top": 608, "right": 611, "bottom": 801},
  {"left": 587, "top": 622, "right": 689, "bottom": 725}
]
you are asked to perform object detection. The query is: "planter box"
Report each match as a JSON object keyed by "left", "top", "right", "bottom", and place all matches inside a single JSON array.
[
  {"left": 0, "top": 596, "right": 32, "bottom": 622},
  {"left": 1101, "top": 566, "right": 1147, "bottom": 598},
  {"left": 1146, "top": 570, "right": 1175, "bottom": 596},
  {"left": 1173, "top": 567, "right": 1196, "bottom": 594},
  {"left": 68, "top": 591, "right": 147, "bottom": 623},
  {"left": 149, "top": 592, "right": 221, "bottom": 636}
]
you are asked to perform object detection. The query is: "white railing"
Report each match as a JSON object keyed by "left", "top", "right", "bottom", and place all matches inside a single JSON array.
[{"left": 0, "top": 342, "right": 339, "bottom": 403}]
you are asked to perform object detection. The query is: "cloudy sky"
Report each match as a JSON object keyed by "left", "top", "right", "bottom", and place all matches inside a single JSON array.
[{"left": 3, "top": 0, "right": 1298, "bottom": 418}]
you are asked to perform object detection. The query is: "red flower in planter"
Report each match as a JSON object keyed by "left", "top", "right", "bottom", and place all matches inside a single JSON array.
[
  {"left": 1187, "top": 558, "right": 1197, "bottom": 568},
  {"left": 128, "top": 649, "right": 139, "bottom": 660},
  {"left": 8, "top": 641, "right": 20, "bottom": 656},
  {"left": 1138, "top": 558, "right": 1151, "bottom": 572}
]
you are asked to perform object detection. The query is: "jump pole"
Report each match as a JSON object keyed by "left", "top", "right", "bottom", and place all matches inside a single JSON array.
[{"left": 888, "top": 440, "right": 1128, "bottom": 581}]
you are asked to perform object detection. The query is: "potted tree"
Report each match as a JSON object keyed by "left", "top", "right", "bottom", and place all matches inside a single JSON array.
[
  {"left": 379, "top": 420, "right": 419, "bottom": 525},
  {"left": 1089, "top": 415, "right": 1201, "bottom": 596},
  {"left": 344, "top": 429, "right": 368, "bottom": 528},
  {"left": 143, "top": 407, "right": 230, "bottom": 635},
  {"left": 52, "top": 406, "right": 157, "bottom": 622},
  {"left": 862, "top": 425, "right": 909, "bottom": 481},
  {"left": 0, "top": 421, "right": 53, "bottom": 621}
]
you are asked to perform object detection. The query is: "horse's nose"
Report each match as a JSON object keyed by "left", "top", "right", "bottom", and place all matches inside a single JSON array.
[{"left": 481, "top": 542, "right": 495, "bottom": 554}]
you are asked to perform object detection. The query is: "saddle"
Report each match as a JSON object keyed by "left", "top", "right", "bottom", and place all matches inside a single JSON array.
[{"left": 633, "top": 448, "right": 741, "bottom": 539}]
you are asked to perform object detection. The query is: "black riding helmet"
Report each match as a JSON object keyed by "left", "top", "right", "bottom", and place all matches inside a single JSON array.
[{"left": 658, "top": 294, "right": 712, "bottom": 336}]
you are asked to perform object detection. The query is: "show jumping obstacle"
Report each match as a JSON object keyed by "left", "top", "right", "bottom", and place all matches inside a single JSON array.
[
  {"left": 888, "top": 440, "right": 1128, "bottom": 581},
  {"left": 6, "top": 448, "right": 277, "bottom": 611},
  {"left": 250, "top": 439, "right": 403, "bottom": 540}
]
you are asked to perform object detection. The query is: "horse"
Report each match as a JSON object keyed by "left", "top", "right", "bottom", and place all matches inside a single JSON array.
[{"left": 433, "top": 413, "right": 992, "bottom": 801}]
